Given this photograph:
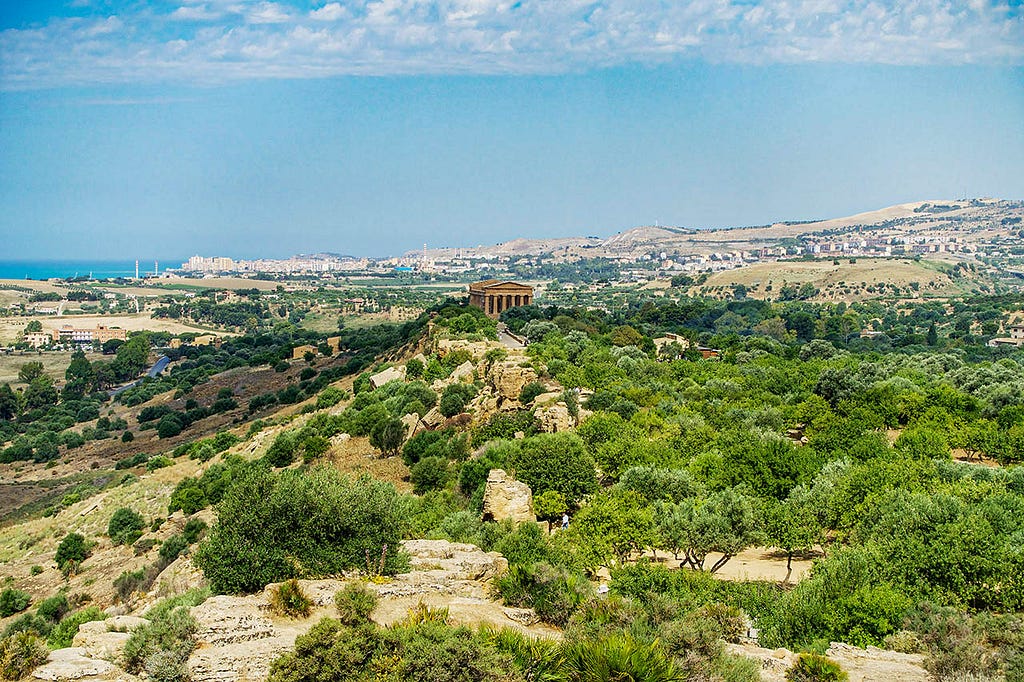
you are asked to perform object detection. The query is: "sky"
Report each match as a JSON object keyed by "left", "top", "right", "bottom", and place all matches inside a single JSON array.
[{"left": 0, "top": 1, "right": 1022, "bottom": 261}]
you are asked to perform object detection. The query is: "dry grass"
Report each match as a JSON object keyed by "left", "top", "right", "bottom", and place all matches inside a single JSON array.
[
  {"left": 151, "top": 276, "right": 286, "bottom": 291},
  {"left": 701, "top": 259, "right": 941, "bottom": 287},
  {"left": 691, "top": 258, "right": 973, "bottom": 302},
  {"left": 0, "top": 351, "right": 105, "bottom": 387}
]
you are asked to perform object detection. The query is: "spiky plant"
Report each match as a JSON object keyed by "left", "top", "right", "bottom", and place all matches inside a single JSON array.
[
  {"left": 563, "top": 635, "right": 684, "bottom": 682},
  {"left": 481, "top": 626, "right": 566, "bottom": 682}
]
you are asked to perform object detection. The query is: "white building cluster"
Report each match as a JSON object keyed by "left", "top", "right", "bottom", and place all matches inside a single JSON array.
[{"left": 182, "top": 254, "right": 370, "bottom": 275}]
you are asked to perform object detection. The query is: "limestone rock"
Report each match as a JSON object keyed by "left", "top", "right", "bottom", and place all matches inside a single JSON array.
[
  {"left": 472, "top": 393, "right": 500, "bottom": 423},
  {"left": 188, "top": 638, "right": 296, "bottom": 682},
  {"left": 400, "top": 413, "right": 420, "bottom": 439},
  {"left": 370, "top": 365, "right": 406, "bottom": 389},
  {"left": 421, "top": 406, "right": 444, "bottom": 428},
  {"left": 532, "top": 391, "right": 563, "bottom": 406},
  {"left": 402, "top": 539, "right": 508, "bottom": 582},
  {"left": 143, "top": 557, "right": 205, "bottom": 607},
  {"left": 487, "top": 360, "right": 538, "bottom": 400},
  {"left": 502, "top": 607, "right": 540, "bottom": 626},
  {"left": 73, "top": 617, "right": 148, "bottom": 662},
  {"left": 451, "top": 360, "right": 476, "bottom": 382},
  {"left": 186, "top": 596, "right": 287, "bottom": 682},
  {"left": 190, "top": 596, "right": 276, "bottom": 646},
  {"left": 436, "top": 339, "right": 504, "bottom": 363},
  {"left": 825, "top": 642, "right": 928, "bottom": 682},
  {"left": 534, "top": 403, "right": 573, "bottom": 433},
  {"left": 726, "top": 642, "right": 929, "bottom": 682},
  {"left": 32, "top": 648, "right": 117, "bottom": 681},
  {"left": 481, "top": 469, "right": 536, "bottom": 523}
]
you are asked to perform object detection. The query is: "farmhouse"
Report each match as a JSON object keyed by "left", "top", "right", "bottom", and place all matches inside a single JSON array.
[
  {"left": 988, "top": 323, "right": 1024, "bottom": 348},
  {"left": 51, "top": 324, "right": 127, "bottom": 345}
]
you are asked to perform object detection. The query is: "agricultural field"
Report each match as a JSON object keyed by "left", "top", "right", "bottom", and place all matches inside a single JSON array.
[
  {"left": 0, "top": 351, "right": 105, "bottom": 387},
  {"left": 0, "top": 313, "right": 219, "bottom": 346},
  {"left": 693, "top": 257, "right": 985, "bottom": 301}
]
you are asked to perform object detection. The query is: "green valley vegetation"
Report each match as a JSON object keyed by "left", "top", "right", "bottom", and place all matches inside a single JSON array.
[{"left": 3, "top": 293, "right": 1024, "bottom": 682}]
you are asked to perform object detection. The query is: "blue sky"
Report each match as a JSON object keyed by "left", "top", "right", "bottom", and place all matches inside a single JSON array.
[{"left": 0, "top": 1, "right": 1022, "bottom": 260}]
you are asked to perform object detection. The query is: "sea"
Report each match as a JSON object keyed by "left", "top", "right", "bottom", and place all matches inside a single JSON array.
[{"left": 0, "top": 260, "right": 180, "bottom": 281}]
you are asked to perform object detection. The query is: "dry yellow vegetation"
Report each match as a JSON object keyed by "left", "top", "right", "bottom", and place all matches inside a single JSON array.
[{"left": 692, "top": 258, "right": 974, "bottom": 301}]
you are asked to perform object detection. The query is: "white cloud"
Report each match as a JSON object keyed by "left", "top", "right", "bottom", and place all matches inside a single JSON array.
[
  {"left": 246, "top": 2, "right": 292, "bottom": 24},
  {"left": 310, "top": 3, "right": 347, "bottom": 21},
  {"left": 0, "top": 0, "right": 1021, "bottom": 89},
  {"left": 170, "top": 5, "right": 225, "bottom": 21}
]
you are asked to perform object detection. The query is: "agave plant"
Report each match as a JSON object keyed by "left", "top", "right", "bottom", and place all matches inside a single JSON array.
[
  {"left": 562, "top": 635, "right": 685, "bottom": 682},
  {"left": 400, "top": 601, "right": 451, "bottom": 627},
  {"left": 480, "top": 626, "right": 566, "bottom": 682}
]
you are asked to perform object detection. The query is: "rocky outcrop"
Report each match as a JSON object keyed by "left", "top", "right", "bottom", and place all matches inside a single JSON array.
[
  {"left": 451, "top": 361, "right": 476, "bottom": 383},
  {"left": 481, "top": 470, "right": 536, "bottom": 523},
  {"left": 183, "top": 540, "right": 530, "bottom": 682},
  {"left": 72, "top": 616, "right": 149, "bottom": 663},
  {"left": 488, "top": 360, "right": 537, "bottom": 401},
  {"left": 534, "top": 403, "right": 574, "bottom": 432},
  {"left": 421, "top": 406, "right": 444, "bottom": 428},
  {"left": 436, "top": 339, "right": 504, "bottom": 363},
  {"left": 400, "top": 413, "right": 420, "bottom": 440},
  {"left": 727, "top": 642, "right": 928, "bottom": 682},
  {"left": 187, "top": 596, "right": 289, "bottom": 682},
  {"left": 369, "top": 365, "right": 406, "bottom": 389},
  {"left": 402, "top": 539, "right": 508, "bottom": 582},
  {"left": 32, "top": 648, "right": 121, "bottom": 681}
]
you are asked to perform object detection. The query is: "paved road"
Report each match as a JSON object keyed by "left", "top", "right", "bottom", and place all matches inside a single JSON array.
[{"left": 497, "top": 324, "right": 526, "bottom": 349}]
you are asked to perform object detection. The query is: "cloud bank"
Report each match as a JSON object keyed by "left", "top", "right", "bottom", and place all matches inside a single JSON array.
[{"left": 1, "top": 0, "right": 1021, "bottom": 89}]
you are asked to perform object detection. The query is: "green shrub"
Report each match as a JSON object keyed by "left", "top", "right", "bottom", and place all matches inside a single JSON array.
[
  {"left": 786, "top": 653, "right": 848, "bottom": 682},
  {"left": 271, "top": 580, "right": 312, "bottom": 619},
  {"left": 333, "top": 583, "right": 378, "bottom": 626},
  {"left": 54, "top": 533, "right": 90, "bottom": 573},
  {"left": 265, "top": 432, "right": 298, "bottom": 467},
  {"left": 2, "top": 614, "right": 51, "bottom": 639},
  {"left": 518, "top": 381, "right": 547, "bottom": 405},
  {"left": 147, "top": 456, "right": 173, "bottom": 471},
  {"left": 46, "top": 607, "right": 106, "bottom": 649},
  {"left": 470, "top": 410, "right": 539, "bottom": 447},
  {"left": 194, "top": 467, "right": 409, "bottom": 594},
  {"left": 410, "top": 457, "right": 449, "bottom": 494},
  {"left": 159, "top": 534, "right": 189, "bottom": 566},
  {"left": 114, "top": 569, "right": 148, "bottom": 603},
  {"left": 494, "top": 562, "right": 592, "bottom": 627},
  {"left": 315, "top": 387, "right": 347, "bottom": 410},
  {"left": 0, "top": 590, "right": 31, "bottom": 618},
  {"left": 563, "top": 635, "right": 681, "bottom": 682},
  {"left": 182, "top": 518, "right": 208, "bottom": 544},
  {"left": 34, "top": 594, "right": 68, "bottom": 623},
  {"left": 108, "top": 507, "right": 146, "bottom": 546},
  {"left": 439, "top": 383, "right": 476, "bottom": 417},
  {"left": 268, "top": 616, "right": 511, "bottom": 682},
  {"left": 123, "top": 605, "right": 198, "bottom": 682},
  {"left": 504, "top": 432, "right": 597, "bottom": 505},
  {"left": 0, "top": 631, "right": 48, "bottom": 681},
  {"left": 157, "top": 414, "right": 184, "bottom": 439}
]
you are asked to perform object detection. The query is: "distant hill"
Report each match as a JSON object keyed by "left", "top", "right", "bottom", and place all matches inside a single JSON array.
[{"left": 413, "top": 198, "right": 1024, "bottom": 262}]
